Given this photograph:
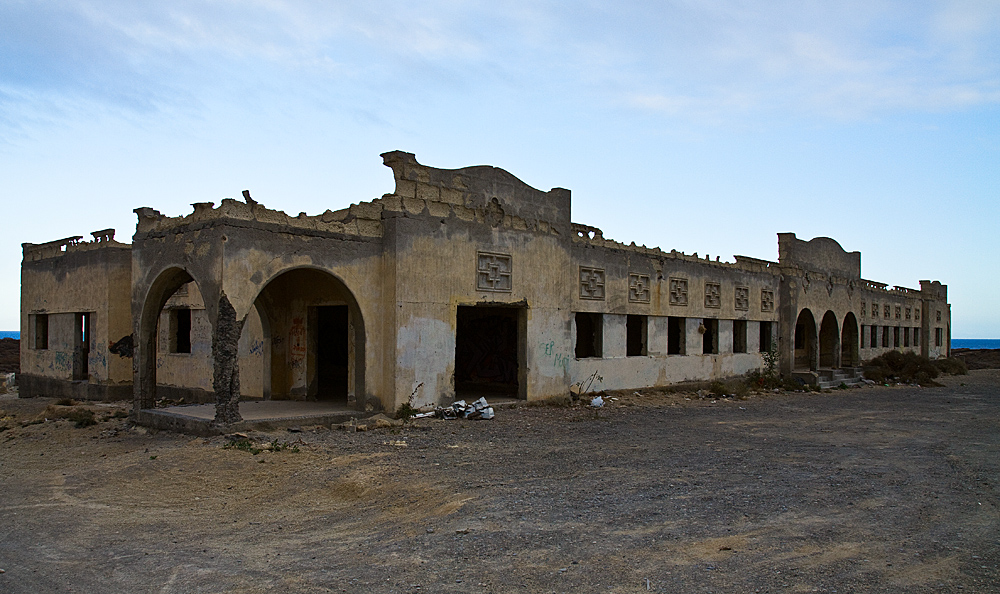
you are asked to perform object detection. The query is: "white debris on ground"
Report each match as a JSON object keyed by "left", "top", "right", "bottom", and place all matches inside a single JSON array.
[{"left": 413, "top": 397, "right": 495, "bottom": 420}]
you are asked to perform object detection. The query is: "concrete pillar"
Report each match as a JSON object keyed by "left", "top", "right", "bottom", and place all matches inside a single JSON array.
[
  {"left": 648, "top": 316, "right": 669, "bottom": 356},
  {"left": 718, "top": 320, "right": 733, "bottom": 354},
  {"left": 603, "top": 314, "right": 627, "bottom": 358},
  {"left": 747, "top": 321, "right": 761, "bottom": 354},
  {"left": 685, "top": 318, "right": 703, "bottom": 356}
]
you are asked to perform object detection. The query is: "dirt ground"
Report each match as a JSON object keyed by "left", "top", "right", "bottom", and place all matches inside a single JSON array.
[{"left": 1, "top": 372, "right": 998, "bottom": 594}]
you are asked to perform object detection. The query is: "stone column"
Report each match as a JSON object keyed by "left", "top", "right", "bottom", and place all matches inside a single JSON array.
[{"left": 212, "top": 294, "right": 244, "bottom": 425}]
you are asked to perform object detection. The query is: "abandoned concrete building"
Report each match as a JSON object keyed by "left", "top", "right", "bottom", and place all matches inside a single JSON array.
[{"left": 20, "top": 151, "right": 952, "bottom": 424}]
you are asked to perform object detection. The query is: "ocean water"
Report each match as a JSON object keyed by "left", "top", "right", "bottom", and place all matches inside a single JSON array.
[
  {"left": 952, "top": 338, "right": 1000, "bottom": 350},
  {"left": 0, "top": 331, "right": 996, "bottom": 347}
]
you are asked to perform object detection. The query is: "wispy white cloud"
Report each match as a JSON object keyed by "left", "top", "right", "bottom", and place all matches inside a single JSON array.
[{"left": 1, "top": 0, "right": 998, "bottom": 132}]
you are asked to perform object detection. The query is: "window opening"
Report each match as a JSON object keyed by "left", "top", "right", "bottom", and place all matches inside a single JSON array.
[
  {"left": 626, "top": 315, "right": 647, "bottom": 356},
  {"left": 73, "top": 312, "right": 91, "bottom": 380},
  {"left": 881, "top": 326, "right": 889, "bottom": 348},
  {"left": 667, "top": 317, "right": 685, "bottom": 355},
  {"left": 935, "top": 328, "right": 942, "bottom": 347},
  {"left": 733, "top": 320, "right": 747, "bottom": 353},
  {"left": 702, "top": 319, "right": 718, "bottom": 355},
  {"left": 32, "top": 314, "right": 49, "bottom": 350},
  {"left": 870, "top": 325, "right": 877, "bottom": 348},
  {"left": 759, "top": 321, "right": 772, "bottom": 353},
  {"left": 903, "top": 327, "right": 910, "bottom": 347},
  {"left": 894, "top": 327, "right": 900, "bottom": 348},
  {"left": 914, "top": 328, "right": 920, "bottom": 347},
  {"left": 170, "top": 308, "right": 192, "bottom": 354},
  {"left": 575, "top": 313, "right": 603, "bottom": 358}
]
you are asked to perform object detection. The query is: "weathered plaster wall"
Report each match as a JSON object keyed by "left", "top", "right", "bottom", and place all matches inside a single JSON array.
[
  {"left": 155, "top": 282, "right": 213, "bottom": 396},
  {"left": 20, "top": 235, "right": 132, "bottom": 399}
]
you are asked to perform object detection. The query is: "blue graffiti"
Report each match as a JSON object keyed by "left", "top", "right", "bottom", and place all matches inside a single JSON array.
[{"left": 248, "top": 339, "right": 264, "bottom": 356}]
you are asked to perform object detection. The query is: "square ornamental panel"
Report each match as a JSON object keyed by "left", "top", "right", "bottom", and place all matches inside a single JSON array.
[
  {"left": 735, "top": 286, "right": 749, "bottom": 311},
  {"left": 704, "top": 282, "right": 721, "bottom": 309},
  {"left": 669, "top": 277, "right": 689, "bottom": 306},
  {"left": 761, "top": 289, "right": 775, "bottom": 313},
  {"left": 477, "top": 252, "right": 512, "bottom": 292},
  {"left": 629, "top": 273, "right": 651, "bottom": 303},
  {"left": 579, "top": 266, "right": 606, "bottom": 300}
]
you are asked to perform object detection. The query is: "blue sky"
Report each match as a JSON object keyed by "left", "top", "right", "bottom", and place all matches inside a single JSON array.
[{"left": 2, "top": 0, "right": 998, "bottom": 337}]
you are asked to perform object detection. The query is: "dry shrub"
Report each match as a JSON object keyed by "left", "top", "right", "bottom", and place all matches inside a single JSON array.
[{"left": 863, "top": 352, "right": 943, "bottom": 386}]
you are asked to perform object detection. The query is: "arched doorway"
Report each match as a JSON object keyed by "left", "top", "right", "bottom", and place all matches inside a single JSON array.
[
  {"left": 841, "top": 312, "right": 859, "bottom": 368},
  {"left": 819, "top": 310, "right": 840, "bottom": 369},
  {"left": 794, "top": 309, "right": 817, "bottom": 371},
  {"left": 136, "top": 267, "right": 202, "bottom": 410},
  {"left": 249, "top": 268, "right": 365, "bottom": 405}
]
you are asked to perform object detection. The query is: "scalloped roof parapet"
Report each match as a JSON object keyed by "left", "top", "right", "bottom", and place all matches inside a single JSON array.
[
  {"left": 22, "top": 229, "right": 129, "bottom": 262},
  {"left": 571, "top": 230, "right": 781, "bottom": 275}
]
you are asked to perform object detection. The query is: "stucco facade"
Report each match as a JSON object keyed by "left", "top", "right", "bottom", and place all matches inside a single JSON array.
[{"left": 20, "top": 151, "right": 951, "bottom": 424}]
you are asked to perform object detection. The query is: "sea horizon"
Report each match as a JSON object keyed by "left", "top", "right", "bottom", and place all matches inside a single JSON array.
[{"left": 3, "top": 331, "right": 999, "bottom": 348}]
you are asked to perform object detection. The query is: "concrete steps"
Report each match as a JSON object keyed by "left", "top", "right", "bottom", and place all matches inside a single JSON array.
[{"left": 817, "top": 367, "right": 864, "bottom": 389}]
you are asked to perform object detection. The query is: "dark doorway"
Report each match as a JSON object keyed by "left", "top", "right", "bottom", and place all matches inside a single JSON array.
[
  {"left": 316, "top": 305, "right": 349, "bottom": 401},
  {"left": 794, "top": 309, "right": 817, "bottom": 370},
  {"left": 455, "top": 306, "right": 521, "bottom": 398},
  {"left": 841, "top": 313, "right": 859, "bottom": 367}
]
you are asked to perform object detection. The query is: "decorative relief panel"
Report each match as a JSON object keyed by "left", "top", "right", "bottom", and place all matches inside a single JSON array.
[
  {"left": 704, "top": 282, "right": 721, "bottom": 309},
  {"left": 761, "top": 289, "right": 774, "bottom": 312},
  {"left": 872, "top": 303, "right": 879, "bottom": 318},
  {"left": 579, "top": 267, "right": 605, "bottom": 301},
  {"left": 884, "top": 304, "right": 891, "bottom": 319},
  {"left": 936, "top": 310, "right": 941, "bottom": 322},
  {"left": 734, "top": 286, "right": 749, "bottom": 311},
  {"left": 628, "top": 273, "right": 651, "bottom": 303},
  {"left": 861, "top": 302, "right": 866, "bottom": 317},
  {"left": 476, "top": 251, "right": 512, "bottom": 292},
  {"left": 915, "top": 309, "right": 920, "bottom": 321},
  {"left": 669, "top": 277, "right": 689, "bottom": 306},
  {"left": 905, "top": 307, "right": 911, "bottom": 320},
  {"left": 895, "top": 306, "right": 901, "bottom": 319}
]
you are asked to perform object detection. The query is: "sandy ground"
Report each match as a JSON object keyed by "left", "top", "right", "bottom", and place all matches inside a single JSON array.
[{"left": 1, "top": 371, "right": 998, "bottom": 593}]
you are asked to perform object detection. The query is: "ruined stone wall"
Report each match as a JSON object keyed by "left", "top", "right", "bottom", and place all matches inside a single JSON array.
[
  {"left": 920, "top": 281, "right": 951, "bottom": 359},
  {"left": 19, "top": 232, "right": 132, "bottom": 400},
  {"left": 379, "top": 151, "right": 574, "bottom": 408},
  {"left": 568, "top": 233, "right": 780, "bottom": 390},
  {"left": 154, "top": 281, "right": 213, "bottom": 400}
]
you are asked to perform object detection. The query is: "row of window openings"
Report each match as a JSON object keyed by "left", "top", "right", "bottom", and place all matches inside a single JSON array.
[
  {"left": 31, "top": 310, "right": 193, "bottom": 354},
  {"left": 576, "top": 314, "right": 773, "bottom": 358},
  {"left": 865, "top": 326, "right": 925, "bottom": 349},
  {"left": 31, "top": 313, "right": 91, "bottom": 351}
]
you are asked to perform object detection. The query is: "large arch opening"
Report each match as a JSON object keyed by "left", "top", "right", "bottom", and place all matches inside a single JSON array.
[
  {"left": 841, "top": 312, "right": 859, "bottom": 368},
  {"left": 819, "top": 310, "right": 840, "bottom": 369},
  {"left": 794, "top": 309, "right": 817, "bottom": 371},
  {"left": 248, "top": 268, "right": 365, "bottom": 405},
  {"left": 136, "top": 267, "right": 201, "bottom": 409}
]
